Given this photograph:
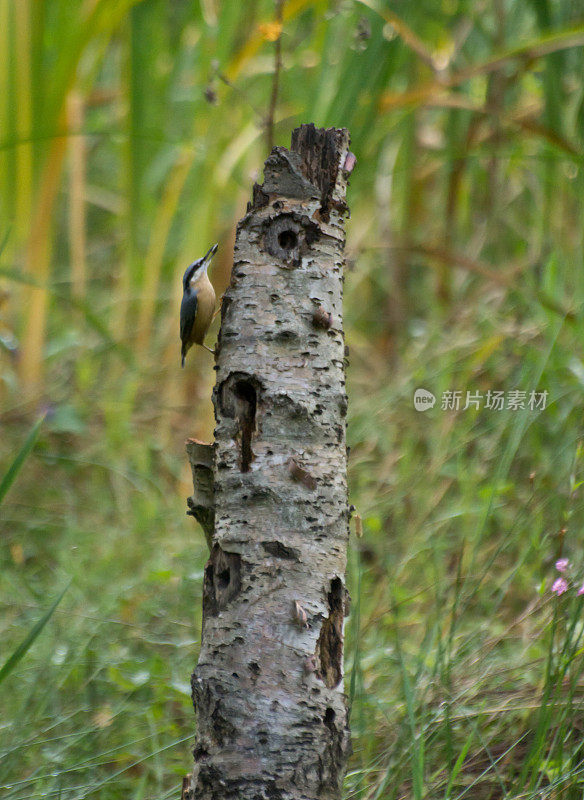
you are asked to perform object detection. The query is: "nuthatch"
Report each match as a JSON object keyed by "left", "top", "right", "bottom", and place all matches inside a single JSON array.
[{"left": 180, "top": 243, "right": 218, "bottom": 366}]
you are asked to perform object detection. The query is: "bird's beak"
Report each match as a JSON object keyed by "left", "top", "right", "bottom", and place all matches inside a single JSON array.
[{"left": 202, "top": 243, "right": 218, "bottom": 265}]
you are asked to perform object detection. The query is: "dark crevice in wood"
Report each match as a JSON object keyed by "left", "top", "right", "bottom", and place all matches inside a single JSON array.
[
  {"left": 316, "top": 577, "right": 344, "bottom": 689},
  {"left": 191, "top": 678, "right": 238, "bottom": 749},
  {"left": 218, "top": 373, "right": 259, "bottom": 472},
  {"left": 203, "top": 545, "right": 242, "bottom": 617},
  {"left": 193, "top": 744, "right": 209, "bottom": 761},
  {"left": 323, "top": 707, "right": 336, "bottom": 732},
  {"left": 248, "top": 661, "right": 260, "bottom": 686},
  {"left": 235, "top": 380, "right": 256, "bottom": 472},
  {"left": 248, "top": 182, "right": 269, "bottom": 211},
  {"left": 262, "top": 540, "right": 300, "bottom": 560}
]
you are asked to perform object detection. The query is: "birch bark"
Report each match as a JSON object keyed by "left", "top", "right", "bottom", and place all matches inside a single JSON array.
[{"left": 186, "top": 124, "right": 354, "bottom": 800}]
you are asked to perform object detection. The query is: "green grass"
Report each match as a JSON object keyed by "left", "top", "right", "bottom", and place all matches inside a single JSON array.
[{"left": 2, "top": 0, "right": 584, "bottom": 797}]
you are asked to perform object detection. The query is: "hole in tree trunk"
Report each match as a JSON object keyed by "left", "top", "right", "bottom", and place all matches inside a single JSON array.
[
  {"left": 203, "top": 545, "right": 242, "bottom": 616},
  {"left": 217, "top": 568, "right": 230, "bottom": 588},
  {"left": 323, "top": 707, "right": 336, "bottom": 732},
  {"left": 316, "top": 577, "right": 344, "bottom": 688},
  {"left": 218, "top": 374, "right": 259, "bottom": 473},
  {"left": 233, "top": 380, "right": 256, "bottom": 472},
  {"left": 263, "top": 213, "right": 318, "bottom": 265},
  {"left": 278, "top": 230, "right": 298, "bottom": 250}
]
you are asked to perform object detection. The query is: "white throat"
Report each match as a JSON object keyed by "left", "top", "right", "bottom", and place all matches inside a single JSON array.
[{"left": 190, "top": 264, "right": 207, "bottom": 287}]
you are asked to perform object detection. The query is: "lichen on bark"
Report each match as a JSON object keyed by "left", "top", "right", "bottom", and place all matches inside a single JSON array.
[{"left": 186, "top": 125, "right": 354, "bottom": 800}]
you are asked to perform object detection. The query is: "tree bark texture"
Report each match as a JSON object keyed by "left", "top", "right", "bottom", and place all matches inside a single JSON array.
[{"left": 186, "top": 124, "right": 355, "bottom": 800}]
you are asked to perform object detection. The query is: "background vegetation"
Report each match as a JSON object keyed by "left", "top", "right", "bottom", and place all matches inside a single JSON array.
[{"left": 2, "top": 0, "right": 584, "bottom": 797}]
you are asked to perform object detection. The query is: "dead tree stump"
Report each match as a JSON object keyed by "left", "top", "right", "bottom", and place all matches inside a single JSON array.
[{"left": 186, "top": 124, "right": 355, "bottom": 800}]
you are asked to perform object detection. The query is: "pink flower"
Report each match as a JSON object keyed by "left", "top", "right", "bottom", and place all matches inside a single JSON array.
[
  {"left": 552, "top": 577, "right": 568, "bottom": 596},
  {"left": 578, "top": 584, "right": 584, "bottom": 596},
  {"left": 555, "top": 558, "right": 569, "bottom": 572}
]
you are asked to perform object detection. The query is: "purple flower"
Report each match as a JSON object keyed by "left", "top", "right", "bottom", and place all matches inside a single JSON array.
[
  {"left": 555, "top": 558, "right": 569, "bottom": 573},
  {"left": 552, "top": 577, "right": 568, "bottom": 596},
  {"left": 578, "top": 584, "right": 584, "bottom": 597}
]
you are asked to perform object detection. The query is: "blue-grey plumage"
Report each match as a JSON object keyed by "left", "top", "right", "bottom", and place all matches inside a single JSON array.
[{"left": 180, "top": 244, "right": 218, "bottom": 367}]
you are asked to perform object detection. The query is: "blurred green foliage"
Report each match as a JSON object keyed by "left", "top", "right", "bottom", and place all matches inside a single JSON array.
[{"left": 2, "top": 0, "right": 584, "bottom": 797}]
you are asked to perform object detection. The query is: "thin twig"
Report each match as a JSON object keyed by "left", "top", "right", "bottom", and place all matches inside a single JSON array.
[
  {"left": 266, "top": 0, "right": 284, "bottom": 154},
  {"left": 216, "top": 70, "right": 264, "bottom": 121}
]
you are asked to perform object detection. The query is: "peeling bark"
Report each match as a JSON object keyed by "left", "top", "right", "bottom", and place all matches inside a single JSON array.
[{"left": 186, "top": 125, "right": 354, "bottom": 800}]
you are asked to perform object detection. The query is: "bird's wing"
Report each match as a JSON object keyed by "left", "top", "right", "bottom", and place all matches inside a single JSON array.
[{"left": 180, "top": 290, "right": 198, "bottom": 344}]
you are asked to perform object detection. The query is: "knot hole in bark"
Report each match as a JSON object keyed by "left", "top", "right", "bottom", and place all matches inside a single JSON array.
[
  {"left": 323, "top": 707, "right": 336, "bottom": 732},
  {"left": 316, "top": 577, "right": 344, "bottom": 689},
  {"left": 203, "top": 544, "right": 242, "bottom": 617},
  {"left": 219, "top": 373, "right": 259, "bottom": 473},
  {"left": 278, "top": 229, "right": 297, "bottom": 250},
  {"left": 264, "top": 213, "right": 319, "bottom": 267}
]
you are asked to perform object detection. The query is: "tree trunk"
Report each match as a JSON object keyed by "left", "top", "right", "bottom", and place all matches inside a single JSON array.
[{"left": 185, "top": 124, "right": 355, "bottom": 800}]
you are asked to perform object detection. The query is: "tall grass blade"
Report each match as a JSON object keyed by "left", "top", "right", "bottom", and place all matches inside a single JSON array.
[
  {"left": 0, "top": 583, "right": 69, "bottom": 686},
  {"left": 0, "top": 414, "right": 44, "bottom": 506}
]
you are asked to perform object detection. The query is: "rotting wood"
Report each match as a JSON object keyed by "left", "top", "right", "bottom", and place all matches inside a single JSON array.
[{"left": 185, "top": 124, "right": 355, "bottom": 800}]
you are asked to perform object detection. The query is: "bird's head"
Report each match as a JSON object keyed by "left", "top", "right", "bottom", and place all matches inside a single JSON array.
[{"left": 182, "top": 243, "right": 218, "bottom": 290}]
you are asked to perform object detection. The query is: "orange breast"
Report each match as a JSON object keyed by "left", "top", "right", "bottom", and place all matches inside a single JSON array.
[{"left": 190, "top": 275, "right": 216, "bottom": 344}]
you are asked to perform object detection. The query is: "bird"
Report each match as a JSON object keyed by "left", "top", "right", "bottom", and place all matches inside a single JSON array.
[{"left": 180, "top": 243, "right": 218, "bottom": 367}]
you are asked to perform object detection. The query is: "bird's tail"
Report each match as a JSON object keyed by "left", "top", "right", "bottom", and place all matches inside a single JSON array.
[{"left": 181, "top": 346, "right": 186, "bottom": 368}]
